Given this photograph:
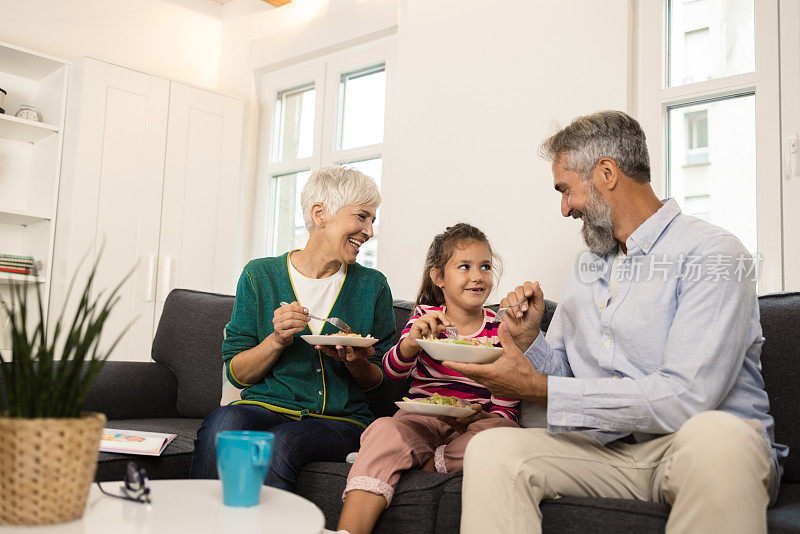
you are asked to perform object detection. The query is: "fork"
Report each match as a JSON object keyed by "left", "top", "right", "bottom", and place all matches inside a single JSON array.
[
  {"left": 444, "top": 326, "right": 459, "bottom": 339},
  {"left": 279, "top": 302, "right": 351, "bottom": 334},
  {"left": 495, "top": 299, "right": 528, "bottom": 321}
]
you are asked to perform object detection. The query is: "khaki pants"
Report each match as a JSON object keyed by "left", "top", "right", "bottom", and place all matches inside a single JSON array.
[{"left": 461, "top": 411, "right": 777, "bottom": 534}]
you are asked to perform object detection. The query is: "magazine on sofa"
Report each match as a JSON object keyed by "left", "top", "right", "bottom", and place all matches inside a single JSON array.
[{"left": 99, "top": 428, "right": 177, "bottom": 456}]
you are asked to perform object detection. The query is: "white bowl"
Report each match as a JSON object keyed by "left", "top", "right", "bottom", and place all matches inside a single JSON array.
[
  {"left": 416, "top": 338, "right": 503, "bottom": 364},
  {"left": 301, "top": 335, "right": 378, "bottom": 348},
  {"left": 394, "top": 401, "right": 476, "bottom": 418}
]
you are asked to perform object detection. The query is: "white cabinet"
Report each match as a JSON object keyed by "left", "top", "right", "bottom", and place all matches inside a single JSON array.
[
  {"left": 156, "top": 83, "right": 244, "bottom": 321},
  {"left": 52, "top": 58, "right": 243, "bottom": 361},
  {"left": 0, "top": 41, "right": 68, "bottom": 350}
]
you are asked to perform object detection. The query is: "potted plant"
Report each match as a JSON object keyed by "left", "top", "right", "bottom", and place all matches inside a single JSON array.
[{"left": 0, "top": 262, "right": 127, "bottom": 525}]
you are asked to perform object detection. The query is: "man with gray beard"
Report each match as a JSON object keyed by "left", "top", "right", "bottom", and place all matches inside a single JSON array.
[{"left": 445, "top": 110, "right": 786, "bottom": 534}]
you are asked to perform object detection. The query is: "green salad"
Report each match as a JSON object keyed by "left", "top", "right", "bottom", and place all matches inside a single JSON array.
[
  {"left": 402, "top": 393, "right": 465, "bottom": 406},
  {"left": 425, "top": 337, "right": 494, "bottom": 347}
]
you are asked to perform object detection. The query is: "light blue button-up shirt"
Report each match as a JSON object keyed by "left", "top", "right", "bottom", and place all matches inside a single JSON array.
[{"left": 525, "top": 199, "right": 787, "bottom": 481}]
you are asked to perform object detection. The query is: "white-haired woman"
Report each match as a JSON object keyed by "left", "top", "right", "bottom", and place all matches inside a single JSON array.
[{"left": 190, "top": 166, "right": 395, "bottom": 491}]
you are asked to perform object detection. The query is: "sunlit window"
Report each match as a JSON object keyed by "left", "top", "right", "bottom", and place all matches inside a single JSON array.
[{"left": 263, "top": 41, "right": 391, "bottom": 269}]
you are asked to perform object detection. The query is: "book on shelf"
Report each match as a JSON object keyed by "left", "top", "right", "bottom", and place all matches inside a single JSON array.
[
  {"left": 0, "top": 258, "right": 35, "bottom": 266},
  {"left": 99, "top": 428, "right": 177, "bottom": 456},
  {"left": 0, "top": 266, "right": 31, "bottom": 275},
  {"left": 0, "top": 254, "right": 35, "bottom": 261}
]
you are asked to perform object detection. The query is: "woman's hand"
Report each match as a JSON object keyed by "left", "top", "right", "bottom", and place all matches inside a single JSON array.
[
  {"left": 315, "top": 344, "right": 375, "bottom": 363},
  {"left": 400, "top": 310, "right": 454, "bottom": 356},
  {"left": 438, "top": 404, "right": 497, "bottom": 434},
  {"left": 315, "top": 344, "right": 382, "bottom": 390},
  {"left": 500, "top": 281, "right": 545, "bottom": 352},
  {"left": 271, "top": 301, "right": 309, "bottom": 347}
]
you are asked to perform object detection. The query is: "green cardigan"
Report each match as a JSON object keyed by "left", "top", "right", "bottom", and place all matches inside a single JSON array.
[{"left": 222, "top": 252, "right": 396, "bottom": 428}]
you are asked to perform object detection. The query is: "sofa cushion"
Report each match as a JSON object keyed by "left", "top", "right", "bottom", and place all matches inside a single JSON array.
[
  {"left": 296, "top": 461, "right": 458, "bottom": 533},
  {"left": 434, "top": 476, "right": 671, "bottom": 534},
  {"left": 83, "top": 361, "right": 180, "bottom": 420},
  {"left": 759, "top": 291, "right": 800, "bottom": 483},
  {"left": 769, "top": 483, "right": 800, "bottom": 534},
  {"left": 151, "top": 289, "right": 234, "bottom": 418},
  {"left": 96, "top": 418, "right": 203, "bottom": 482}
]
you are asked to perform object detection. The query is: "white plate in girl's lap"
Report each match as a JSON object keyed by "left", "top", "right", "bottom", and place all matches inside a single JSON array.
[
  {"left": 300, "top": 334, "right": 378, "bottom": 348},
  {"left": 416, "top": 338, "right": 503, "bottom": 364},
  {"left": 394, "top": 400, "right": 476, "bottom": 418}
]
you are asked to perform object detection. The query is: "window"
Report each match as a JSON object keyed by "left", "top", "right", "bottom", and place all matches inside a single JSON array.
[
  {"left": 668, "top": 0, "right": 754, "bottom": 87},
  {"left": 257, "top": 38, "right": 393, "bottom": 269},
  {"left": 636, "top": 0, "right": 782, "bottom": 291},
  {"left": 683, "top": 109, "right": 709, "bottom": 165}
]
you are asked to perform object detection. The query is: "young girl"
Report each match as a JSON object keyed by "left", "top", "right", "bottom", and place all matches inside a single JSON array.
[{"left": 337, "top": 223, "right": 519, "bottom": 534}]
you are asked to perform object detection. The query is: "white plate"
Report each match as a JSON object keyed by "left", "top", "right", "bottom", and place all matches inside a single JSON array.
[
  {"left": 394, "top": 401, "right": 476, "bottom": 418},
  {"left": 416, "top": 338, "right": 503, "bottom": 364},
  {"left": 301, "top": 335, "right": 378, "bottom": 348}
]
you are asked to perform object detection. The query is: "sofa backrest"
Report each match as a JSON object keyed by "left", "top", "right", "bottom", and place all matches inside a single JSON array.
[
  {"left": 758, "top": 291, "right": 800, "bottom": 483},
  {"left": 151, "top": 289, "right": 234, "bottom": 418}
]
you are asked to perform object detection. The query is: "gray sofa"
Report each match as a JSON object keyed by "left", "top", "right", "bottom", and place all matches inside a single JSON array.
[{"left": 83, "top": 288, "right": 800, "bottom": 533}]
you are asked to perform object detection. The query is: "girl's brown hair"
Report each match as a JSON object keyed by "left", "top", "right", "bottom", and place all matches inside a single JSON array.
[{"left": 415, "top": 223, "right": 502, "bottom": 307}]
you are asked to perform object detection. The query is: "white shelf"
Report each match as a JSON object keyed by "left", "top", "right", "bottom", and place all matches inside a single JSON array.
[
  {"left": 0, "top": 272, "right": 45, "bottom": 284},
  {"left": 0, "top": 41, "right": 67, "bottom": 80},
  {"left": 0, "top": 113, "right": 59, "bottom": 143},
  {"left": 0, "top": 208, "right": 51, "bottom": 225}
]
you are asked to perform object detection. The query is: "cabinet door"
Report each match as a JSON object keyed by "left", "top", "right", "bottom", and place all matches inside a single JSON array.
[
  {"left": 781, "top": 0, "right": 800, "bottom": 290},
  {"left": 154, "top": 83, "right": 243, "bottom": 325},
  {"left": 60, "top": 59, "right": 169, "bottom": 362}
]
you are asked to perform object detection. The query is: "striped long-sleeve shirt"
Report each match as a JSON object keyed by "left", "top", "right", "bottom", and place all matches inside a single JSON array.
[{"left": 384, "top": 305, "right": 519, "bottom": 422}]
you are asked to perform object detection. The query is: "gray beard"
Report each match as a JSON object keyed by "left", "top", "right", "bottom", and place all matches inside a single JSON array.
[{"left": 581, "top": 184, "right": 617, "bottom": 256}]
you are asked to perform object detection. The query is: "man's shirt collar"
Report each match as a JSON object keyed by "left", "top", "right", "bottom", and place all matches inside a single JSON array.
[{"left": 623, "top": 198, "right": 682, "bottom": 255}]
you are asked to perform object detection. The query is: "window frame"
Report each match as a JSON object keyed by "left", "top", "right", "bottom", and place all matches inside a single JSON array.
[
  {"left": 254, "top": 37, "right": 395, "bottom": 263},
  {"left": 635, "top": 0, "right": 782, "bottom": 293}
]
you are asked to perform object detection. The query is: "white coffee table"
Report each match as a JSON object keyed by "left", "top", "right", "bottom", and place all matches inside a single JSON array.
[{"left": 0, "top": 480, "right": 325, "bottom": 533}]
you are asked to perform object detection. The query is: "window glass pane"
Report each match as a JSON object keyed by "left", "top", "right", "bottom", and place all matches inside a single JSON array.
[
  {"left": 338, "top": 65, "right": 386, "bottom": 150},
  {"left": 668, "top": 0, "right": 754, "bottom": 87},
  {"left": 667, "top": 95, "right": 756, "bottom": 253},
  {"left": 342, "top": 158, "right": 382, "bottom": 269},
  {"left": 271, "top": 170, "right": 311, "bottom": 255},
  {"left": 273, "top": 85, "right": 315, "bottom": 162}
]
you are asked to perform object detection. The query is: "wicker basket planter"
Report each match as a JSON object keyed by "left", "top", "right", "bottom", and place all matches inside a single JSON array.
[{"left": 0, "top": 411, "right": 106, "bottom": 525}]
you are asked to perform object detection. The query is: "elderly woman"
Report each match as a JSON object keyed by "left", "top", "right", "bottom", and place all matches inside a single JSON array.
[{"left": 189, "top": 166, "right": 395, "bottom": 491}]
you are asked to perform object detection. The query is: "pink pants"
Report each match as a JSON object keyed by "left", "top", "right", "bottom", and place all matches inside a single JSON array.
[{"left": 344, "top": 410, "right": 518, "bottom": 505}]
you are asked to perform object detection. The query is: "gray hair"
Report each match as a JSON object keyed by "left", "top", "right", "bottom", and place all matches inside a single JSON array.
[
  {"left": 301, "top": 165, "right": 382, "bottom": 230},
  {"left": 539, "top": 110, "right": 651, "bottom": 183}
]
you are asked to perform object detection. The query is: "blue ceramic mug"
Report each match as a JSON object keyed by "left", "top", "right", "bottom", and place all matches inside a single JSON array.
[{"left": 216, "top": 430, "right": 274, "bottom": 507}]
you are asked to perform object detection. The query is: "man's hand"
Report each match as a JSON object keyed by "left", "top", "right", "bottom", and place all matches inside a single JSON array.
[
  {"left": 500, "top": 281, "right": 545, "bottom": 352},
  {"left": 444, "top": 324, "right": 548, "bottom": 404},
  {"left": 438, "top": 404, "right": 496, "bottom": 434}
]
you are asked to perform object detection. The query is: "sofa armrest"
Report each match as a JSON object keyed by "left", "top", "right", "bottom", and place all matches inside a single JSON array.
[{"left": 82, "top": 361, "right": 180, "bottom": 420}]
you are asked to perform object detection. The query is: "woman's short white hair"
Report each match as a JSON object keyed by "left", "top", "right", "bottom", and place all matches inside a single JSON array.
[{"left": 301, "top": 165, "right": 382, "bottom": 231}]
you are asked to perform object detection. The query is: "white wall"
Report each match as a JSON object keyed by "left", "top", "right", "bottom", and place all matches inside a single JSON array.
[
  {"left": 0, "top": 0, "right": 224, "bottom": 89},
  {"left": 380, "top": 0, "right": 629, "bottom": 302},
  {"left": 221, "top": 0, "right": 630, "bottom": 302},
  {"left": 2, "top": 0, "right": 631, "bottom": 304}
]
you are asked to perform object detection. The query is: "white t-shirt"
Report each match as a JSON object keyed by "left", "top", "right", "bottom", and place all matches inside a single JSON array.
[{"left": 287, "top": 255, "right": 346, "bottom": 335}]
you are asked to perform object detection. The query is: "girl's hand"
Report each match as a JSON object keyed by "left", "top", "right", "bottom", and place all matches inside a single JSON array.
[
  {"left": 437, "top": 404, "right": 496, "bottom": 433},
  {"left": 271, "top": 301, "right": 309, "bottom": 347},
  {"left": 499, "top": 281, "right": 545, "bottom": 352},
  {"left": 401, "top": 311, "right": 454, "bottom": 354},
  {"left": 315, "top": 344, "right": 375, "bottom": 363}
]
